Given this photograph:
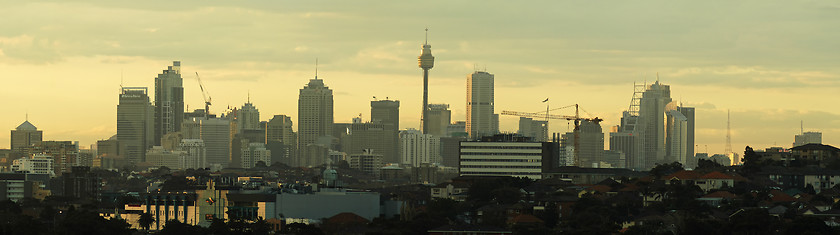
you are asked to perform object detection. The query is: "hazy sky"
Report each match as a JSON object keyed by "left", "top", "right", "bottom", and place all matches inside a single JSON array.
[{"left": 1, "top": 0, "right": 838, "bottom": 155}]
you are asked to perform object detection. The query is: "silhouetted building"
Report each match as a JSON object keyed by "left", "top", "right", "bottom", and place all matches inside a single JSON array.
[
  {"left": 154, "top": 61, "right": 184, "bottom": 146},
  {"left": 426, "top": 104, "right": 451, "bottom": 137},
  {"left": 10, "top": 119, "right": 42, "bottom": 158},
  {"left": 794, "top": 132, "right": 822, "bottom": 148},
  {"left": 118, "top": 87, "right": 154, "bottom": 163},
  {"left": 265, "top": 115, "right": 296, "bottom": 165},
  {"left": 466, "top": 71, "right": 498, "bottom": 139},
  {"left": 518, "top": 117, "right": 548, "bottom": 142},
  {"left": 298, "top": 77, "right": 334, "bottom": 167},
  {"left": 201, "top": 118, "right": 231, "bottom": 168}
]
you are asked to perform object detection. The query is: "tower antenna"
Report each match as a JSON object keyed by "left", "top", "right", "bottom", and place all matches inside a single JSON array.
[
  {"left": 801, "top": 120, "right": 804, "bottom": 134},
  {"left": 315, "top": 58, "right": 318, "bottom": 79},
  {"left": 425, "top": 27, "right": 429, "bottom": 44},
  {"left": 725, "top": 109, "right": 732, "bottom": 155}
]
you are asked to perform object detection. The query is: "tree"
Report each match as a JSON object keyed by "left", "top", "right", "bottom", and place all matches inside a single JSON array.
[
  {"left": 159, "top": 220, "right": 207, "bottom": 235},
  {"left": 138, "top": 212, "right": 154, "bottom": 231},
  {"left": 741, "top": 146, "right": 763, "bottom": 177},
  {"left": 696, "top": 158, "right": 724, "bottom": 171},
  {"left": 649, "top": 162, "right": 684, "bottom": 178}
]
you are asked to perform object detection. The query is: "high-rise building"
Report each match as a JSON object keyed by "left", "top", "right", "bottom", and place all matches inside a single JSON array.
[
  {"left": 154, "top": 61, "right": 184, "bottom": 146},
  {"left": 117, "top": 87, "right": 154, "bottom": 163},
  {"left": 241, "top": 143, "right": 271, "bottom": 168},
  {"left": 370, "top": 99, "right": 400, "bottom": 162},
  {"left": 11, "top": 154, "right": 54, "bottom": 176},
  {"left": 665, "top": 109, "right": 688, "bottom": 166},
  {"left": 237, "top": 102, "right": 260, "bottom": 133},
  {"left": 561, "top": 120, "right": 604, "bottom": 168},
  {"left": 371, "top": 100, "right": 400, "bottom": 130},
  {"left": 145, "top": 146, "right": 183, "bottom": 169},
  {"left": 518, "top": 117, "right": 548, "bottom": 142},
  {"left": 298, "top": 77, "right": 334, "bottom": 167},
  {"left": 265, "top": 115, "right": 296, "bottom": 165},
  {"left": 794, "top": 131, "right": 822, "bottom": 147},
  {"left": 639, "top": 81, "right": 672, "bottom": 168},
  {"left": 178, "top": 139, "right": 206, "bottom": 169},
  {"left": 439, "top": 136, "right": 467, "bottom": 167},
  {"left": 678, "top": 106, "right": 696, "bottom": 168},
  {"left": 343, "top": 121, "right": 398, "bottom": 163},
  {"left": 10, "top": 120, "right": 42, "bottom": 158},
  {"left": 466, "top": 71, "right": 497, "bottom": 139},
  {"left": 200, "top": 118, "right": 230, "bottom": 167},
  {"left": 399, "top": 128, "right": 440, "bottom": 167},
  {"left": 426, "top": 104, "right": 451, "bottom": 137},
  {"left": 418, "top": 29, "right": 435, "bottom": 134}
]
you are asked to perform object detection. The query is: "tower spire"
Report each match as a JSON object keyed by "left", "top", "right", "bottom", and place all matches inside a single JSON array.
[
  {"left": 725, "top": 109, "right": 732, "bottom": 154},
  {"left": 425, "top": 27, "right": 429, "bottom": 44},
  {"left": 315, "top": 58, "right": 319, "bottom": 79}
]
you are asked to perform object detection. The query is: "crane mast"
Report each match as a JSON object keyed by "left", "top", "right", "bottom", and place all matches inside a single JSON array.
[{"left": 195, "top": 72, "right": 212, "bottom": 118}]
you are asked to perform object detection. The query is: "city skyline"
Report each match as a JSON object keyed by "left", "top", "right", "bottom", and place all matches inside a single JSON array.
[{"left": 2, "top": 1, "right": 839, "bottom": 154}]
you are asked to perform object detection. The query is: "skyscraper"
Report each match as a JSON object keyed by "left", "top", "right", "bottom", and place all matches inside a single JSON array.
[
  {"left": 639, "top": 81, "right": 671, "bottom": 168},
  {"left": 298, "top": 77, "right": 334, "bottom": 167},
  {"left": 200, "top": 118, "right": 230, "bottom": 167},
  {"left": 117, "top": 87, "right": 154, "bottom": 164},
  {"left": 10, "top": 119, "right": 42, "bottom": 158},
  {"left": 154, "top": 61, "right": 184, "bottom": 146},
  {"left": 426, "top": 104, "right": 451, "bottom": 137},
  {"left": 561, "top": 120, "right": 604, "bottom": 167},
  {"left": 518, "top": 117, "right": 548, "bottom": 142},
  {"left": 418, "top": 29, "right": 435, "bottom": 134},
  {"left": 238, "top": 101, "right": 260, "bottom": 133},
  {"left": 466, "top": 71, "right": 497, "bottom": 139},
  {"left": 665, "top": 109, "right": 688, "bottom": 166},
  {"left": 371, "top": 99, "right": 400, "bottom": 129},
  {"left": 370, "top": 99, "right": 400, "bottom": 162},
  {"left": 794, "top": 131, "right": 822, "bottom": 147},
  {"left": 678, "top": 106, "right": 696, "bottom": 168},
  {"left": 265, "top": 115, "right": 296, "bottom": 165}
]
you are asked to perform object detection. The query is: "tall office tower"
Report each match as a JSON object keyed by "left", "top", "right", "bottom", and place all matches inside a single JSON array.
[
  {"left": 200, "top": 118, "right": 230, "bottom": 167},
  {"left": 639, "top": 81, "right": 671, "bottom": 169},
  {"left": 466, "top": 71, "right": 497, "bottom": 139},
  {"left": 459, "top": 134, "right": 559, "bottom": 180},
  {"left": 10, "top": 119, "right": 42, "bottom": 158},
  {"left": 30, "top": 141, "right": 78, "bottom": 175},
  {"left": 371, "top": 99, "right": 400, "bottom": 129},
  {"left": 178, "top": 139, "right": 206, "bottom": 169},
  {"left": 399, "top": 128, "right": 440, "bottom": 167},
  {"left": 242, "top": 143, "right": 271, "bottom": 168},
  {"left": 371, "top": 99, "right": 400, "bottom": 162},
  {"left": 426, "top": 104, "right": 451, "bottom": 137},
  {"left": 609, "top": 112, "right": 644, "bottom": 169},
  {"left": 418, "top": 29, "right": 435, "bottom": 134},
  {"left": 344, "top": 121, "right": 398, "bottom": 163},
  {"left": 561, "top": 120, "right": 604, "bottom": 168},
  {"left": 117, "top": 87, "right": 154, "bottom": 163},
  {"left": 298, "top": 77, "right": 334, "bottom": 167},
  {"left": 665, "top": 109, "right": 688, "bottom": 166},
  {"left": 794, "top": 131, "right": 822, "bottom": 147},
  {"left": 265, "top": 115, "right": 296, "bottom": 165},
  {"left": 677, "top": 106, "right": 695, "bottom": 167},
  {"left": 238, "top": 102, "right": 260, "bottom": 133},
  {"left": 518, "top": 117, "right": 548, "bottom": 142},
  {"left": 154, "top": 61, "right": 184, "bottom": 146}
]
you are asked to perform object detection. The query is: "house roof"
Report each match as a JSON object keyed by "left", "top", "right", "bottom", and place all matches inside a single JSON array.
[
  {"left": 791, "top": 143, "right": 840, "bottom": 152},
  {"left": 769, "top": 190, "right": 796, "bottom": 203},
  {"left": 328, "top": 212, "right": 369, "bottom": 224},
  {"left": 700, "top": 172, "right": 735, "bottom": 180},
  {"left": 665, "top": 170, "right": 702, "bottom": 180}
]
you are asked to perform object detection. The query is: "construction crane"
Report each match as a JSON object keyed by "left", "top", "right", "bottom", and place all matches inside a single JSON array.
[
  {"left": 195, "top": 72, "right": 212, "bottom": 118},
  {"left": 501, "top": 104, "right": 603, "bottom": 167}
]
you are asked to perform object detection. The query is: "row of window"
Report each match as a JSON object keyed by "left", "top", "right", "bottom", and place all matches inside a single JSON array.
[
  {"left": 460, "top": 152, "right": 542, "bottom": 156},
  {"left": 462, "top": 172, "right": 541, "bottom": 175},
  {"left": 461, "top": 159, "right": 541, "bottom": 162},
  {"left": 461, "top": 146, "right": 541, "bottom": 149},
  {"left": 461, "top": 165, "right": 541, "bottom": 169}
]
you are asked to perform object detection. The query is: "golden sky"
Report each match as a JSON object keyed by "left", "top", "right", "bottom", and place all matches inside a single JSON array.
[{"left": 2, "top": 1, "right": 839, "bottom": 154}]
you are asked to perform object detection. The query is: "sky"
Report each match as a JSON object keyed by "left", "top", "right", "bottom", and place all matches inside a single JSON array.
[{"left": 1, "top": 0, "right": 839, "bottom": 155}]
